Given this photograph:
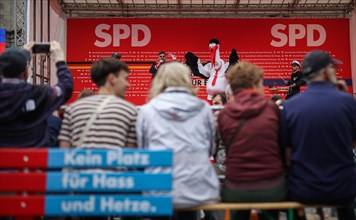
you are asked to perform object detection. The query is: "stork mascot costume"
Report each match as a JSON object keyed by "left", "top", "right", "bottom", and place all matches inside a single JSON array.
[{"left": 185, "top": 38, "right": 239, "bottom": 102}]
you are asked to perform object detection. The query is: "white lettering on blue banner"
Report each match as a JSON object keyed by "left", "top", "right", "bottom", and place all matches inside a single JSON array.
[
  {"left": 46, "top": 172, "right": 172, "bottom": 192},
  {"left": 64, "top": 150, "right": 102, "bottom": 166},
  {"left": 48, "top": 149, "right": 172, "bottom": 168},
  {"left": 45, "top": 195, "right": 172, "bottom": 216}
]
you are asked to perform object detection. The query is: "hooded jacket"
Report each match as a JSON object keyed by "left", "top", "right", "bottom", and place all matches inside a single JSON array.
[
  {"left": 0, "top": 61, "right": 73, "bottom": 147},
  {"left": 218, "top": 90, "right": 283, "bottom": 187},
  {"left": 136, "top": 87, "right": 220, "bottom": 208}
]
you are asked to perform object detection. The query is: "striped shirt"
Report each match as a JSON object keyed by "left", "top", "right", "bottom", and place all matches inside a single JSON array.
[{"left": 58, "top": 95, "right": 137, "bottom": 149}]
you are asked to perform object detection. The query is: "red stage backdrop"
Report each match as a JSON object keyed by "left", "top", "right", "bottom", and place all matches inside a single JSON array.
[{"left": 67, "top": 18, "right": 352, "bottom": 105}]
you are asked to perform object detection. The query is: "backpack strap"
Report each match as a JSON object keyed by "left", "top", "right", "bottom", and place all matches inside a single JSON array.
[{"left": 225, "top": 119, "right": 247, "bottom": 156}]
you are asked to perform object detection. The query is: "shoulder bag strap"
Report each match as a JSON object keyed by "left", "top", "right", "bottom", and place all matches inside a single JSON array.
[{"left": 76, "top": 96, "right": 112, "bottom": 148}]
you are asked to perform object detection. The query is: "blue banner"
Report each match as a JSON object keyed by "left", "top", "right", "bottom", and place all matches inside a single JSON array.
[
  {"left": 45, "top": 195, "right": 172, "bottom": 216},
  {"left": 48, "top": 149, "right": 173, "bottom": 168},
  {"left": 0, "top": 29, "right": 5, "bottom": 42},
  {"left": 46, "top": 172, "right": 172, "bottom": 192}
]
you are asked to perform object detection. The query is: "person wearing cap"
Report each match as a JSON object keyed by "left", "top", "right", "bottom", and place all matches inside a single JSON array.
[
  {"left": 284, "top": 60, "right": 305, "bottom": 99},
  {"left": 280, "top": 50, "right": 356, "bottom": 220},
  {"left": 0, "top": 41, "right": 73, "bottom": 147}
]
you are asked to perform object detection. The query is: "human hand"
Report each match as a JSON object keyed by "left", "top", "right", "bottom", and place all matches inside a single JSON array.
[
  {"left": 23, "top": 41, "right": 35, "bottom": 53},
  {"left": 336, "top": 80, "right": 348, "bottom": 93},
  {"left": 50, "top": 41, "right": 65, "bottom": 62}
]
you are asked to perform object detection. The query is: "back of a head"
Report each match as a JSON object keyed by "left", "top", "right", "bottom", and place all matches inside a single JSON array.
[
  {"left": 150, "top": 62, "right": 196, "bottom": 99},
  {"left": 0, "top": 48, "right": 30, "bottom": 78},
  {"left": 302, "top": 50, "right": 341, "bottom": 81},
  {"left": 90, "top": 58, "right": 129, "bottom": 87},
  {"left": 226, "top": 62, "right": 264, "bottom": 95},
  {"left": 111, "top": 52, "right": 121, "bottom": 60}
]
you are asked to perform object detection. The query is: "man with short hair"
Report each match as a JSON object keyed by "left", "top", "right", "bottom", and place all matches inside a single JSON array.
[
  {"left": 280, "top": 50, "right": 356, "bottom": 220},
  {"left": 149, "top": 51, "right": 166, "bottom": 78},
  {"left": 0, "top": 41, "right": 73, "bottom": 147},
  {"left": 58, "top": 58, "right": 137, "bottom": 149},
  {"left": 284, "top": 60, "right": 305, "bottom": 99}
]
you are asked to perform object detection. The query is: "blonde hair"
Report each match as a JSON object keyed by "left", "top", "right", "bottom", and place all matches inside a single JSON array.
[
  {"left": 227, "top": 62, "right": 264, "bottom": 95},
  {"left": 149, "top": 62, "right": 197, "bottom": 99}
]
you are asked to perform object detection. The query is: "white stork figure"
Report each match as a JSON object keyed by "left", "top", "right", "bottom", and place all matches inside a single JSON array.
[{"left": 185, "top": 38, "right": 239, "bottom": 101}]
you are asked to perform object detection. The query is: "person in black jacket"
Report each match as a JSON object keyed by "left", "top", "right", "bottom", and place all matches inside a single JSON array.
[
  {"left": 0, "top": 41, "right": 73, "bottom": 147},
  {"left": 149, "top": 51, "right": 166, "bottom": 78},
  {"left": 285, "top": 60, "right": 305, "bottom": 99}
]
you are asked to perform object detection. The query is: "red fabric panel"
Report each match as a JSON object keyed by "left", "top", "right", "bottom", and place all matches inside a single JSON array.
[
  {"left": 0, "top": 172, "right": 46, "bottom": 192},
  {"left": 0, "top": 196, "right": 45, "bottom": 216},
  {"left": 0, "top": 149, "right": 48, "bottom": 169}
]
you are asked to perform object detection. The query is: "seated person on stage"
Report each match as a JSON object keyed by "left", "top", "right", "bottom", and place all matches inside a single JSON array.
[
  {"left": 218, "top": 62, "right": 286, "bottom": 220},
  {"left": 137, "top": 62, "right": 220, "bottom": 220}
]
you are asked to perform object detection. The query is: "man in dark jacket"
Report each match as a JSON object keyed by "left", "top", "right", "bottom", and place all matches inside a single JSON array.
[
  {"left": 0, "top": 41, "right": 73, "bottom": 147},
  {"left": 281, "top": 50, "right": 356, "bottom": 220},
  {"left": 149, "top": 51, "right": 166, "bottom": 78},
  {"left": 285, "top": 60, "right": 305, "bottom": 99}
]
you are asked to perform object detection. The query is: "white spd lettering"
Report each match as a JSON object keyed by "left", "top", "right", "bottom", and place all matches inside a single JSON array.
[
  {"left": 64, "top": 151, "right": 102, "bottom": 166},
  {"left": 92, "top": 173, "right": 134, "bottom": 189},
  {"left": 270, "top": 24, "right": 326, "bottom": 47},
  {"left": 107, "top": 150, "right": 150, "bottom": 166},
  {"left": 94, "top": 24, "right": 151, "bottom": 47}
]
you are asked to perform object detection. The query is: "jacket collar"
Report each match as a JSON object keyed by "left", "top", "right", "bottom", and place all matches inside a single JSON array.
[{"left": 308, "top": 81, "right": 335, "bottom": 90}]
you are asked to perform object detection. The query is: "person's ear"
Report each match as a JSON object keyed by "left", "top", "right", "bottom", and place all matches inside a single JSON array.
[
  {"left": 107, "top": 73, "right": 116, "bottom": 85},
  {"left": 322, "top": 68, "right": 331, "bottom": 81},
  {"left": 22, "top": 69, "right": 28, "bottom": 80}
]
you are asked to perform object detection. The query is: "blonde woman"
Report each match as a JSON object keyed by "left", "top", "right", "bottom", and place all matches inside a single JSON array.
[{"left": 137, "top": 62, "right": 220, "bottom": 220}]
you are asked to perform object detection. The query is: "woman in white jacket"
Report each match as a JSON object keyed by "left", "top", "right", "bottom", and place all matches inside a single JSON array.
[{"left": 136, "top": 62, "right": 220, "bottom": 220}]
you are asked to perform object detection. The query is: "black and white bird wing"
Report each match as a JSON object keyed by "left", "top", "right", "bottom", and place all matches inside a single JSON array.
[
  {"left": 185, "top": 52, "right": 209, "bottom": 79},
  {"left": 225, "top": 49, "right": 239, "bottom": 72}
]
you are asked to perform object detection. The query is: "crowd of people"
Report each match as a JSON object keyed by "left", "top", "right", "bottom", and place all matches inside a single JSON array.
[{"left": 0, "top": 42, "right": 355, "bottom": 220}]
